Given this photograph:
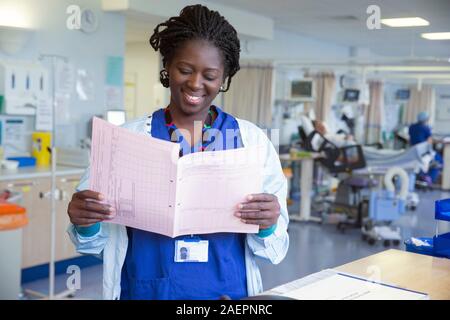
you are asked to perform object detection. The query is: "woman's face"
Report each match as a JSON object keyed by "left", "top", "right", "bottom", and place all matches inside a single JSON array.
[{"left": 166, "top": 39, "right": 225, "bottom": 117}]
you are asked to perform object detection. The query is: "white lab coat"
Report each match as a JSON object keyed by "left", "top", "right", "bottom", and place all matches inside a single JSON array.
[{"left": 67, "top": 115, "right": 290, "bottom": 300}]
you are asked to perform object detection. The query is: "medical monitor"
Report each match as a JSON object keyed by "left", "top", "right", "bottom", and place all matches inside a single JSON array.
[
  {"left": 289, "top": 79, "right": 314, "bottom": 101},
  {"left": 343, "top": 89, "right": 360, "bottom": 102},
  {"left": 396, "top": 89, "right": 410, "bottom": 100}
]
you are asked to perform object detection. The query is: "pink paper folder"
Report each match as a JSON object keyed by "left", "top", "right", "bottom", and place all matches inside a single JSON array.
[{"left": 89, "top": 117, "right": 263, "bottom": 237}]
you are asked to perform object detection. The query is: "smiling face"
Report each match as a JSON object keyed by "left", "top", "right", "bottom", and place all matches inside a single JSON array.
[{"left": 166, "top": 39, "right": 225, "bottom": 118}]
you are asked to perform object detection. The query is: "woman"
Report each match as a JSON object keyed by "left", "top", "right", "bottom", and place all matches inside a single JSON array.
[{"left": 67, "top": 4, "right": 289, "bottom": 300}]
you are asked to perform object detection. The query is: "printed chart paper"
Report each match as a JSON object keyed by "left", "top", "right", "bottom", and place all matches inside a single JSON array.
[
  {"left": 281, "top": 273, "right": 428, "bottom": 300},
  {"left": 90, "top": 117, "right": 263, "bottom": 237}
]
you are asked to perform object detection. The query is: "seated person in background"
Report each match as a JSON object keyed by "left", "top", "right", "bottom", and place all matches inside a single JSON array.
[
  {"left": 312, "top": 119, "right": 354, "bottom": 147},
  {"left": 409, "top": 111, "right": 442, "bottom": 183},
  {"left": 313, "top": 120, "right": 327, "bottom": 135},
  {"left": 409, "top": 112, "right": 432, "bottom": 146}
]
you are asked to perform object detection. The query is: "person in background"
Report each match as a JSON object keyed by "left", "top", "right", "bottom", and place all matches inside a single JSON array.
[
  {"left": 312, "top": 119, "right": 354, "bottom": 146},
  {"left": 408, "top": 111, "right": 432, "bottom": 146},
  {"left": 409, "top": 111, "right": 442, "bottom": 184}
]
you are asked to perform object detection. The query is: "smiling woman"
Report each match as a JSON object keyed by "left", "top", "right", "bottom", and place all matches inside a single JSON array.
[
  {"left": 148, "top": 5, "right": 241, "bottom": 145},
  {"left": 67, "top": 4, "right": 289, "bottom": 301},
  {"left": 166, "top": 39, "right": 224, "bottom": 124},
  {"left": 149, "top": 5, "right": 240, "bottom": 92}
]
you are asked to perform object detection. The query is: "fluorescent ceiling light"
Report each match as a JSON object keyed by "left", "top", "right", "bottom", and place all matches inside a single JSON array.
[
  {"left": 0, "top": 6, "right": 31, "bottom": 28},
  {"left": 381, "top": 17, "right": 429, "bottom": 27},
  {"left": 421, "top": 32, "right": 450, "bottom": 40}
]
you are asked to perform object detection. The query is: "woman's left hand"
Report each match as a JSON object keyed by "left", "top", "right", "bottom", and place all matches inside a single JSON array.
[{"left": 235, "top": 193, "right": 280, "bottom": 229}]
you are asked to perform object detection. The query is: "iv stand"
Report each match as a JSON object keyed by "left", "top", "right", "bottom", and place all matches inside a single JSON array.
[{"left": 23, "top": 54, "right": 76, "bottom": 300}]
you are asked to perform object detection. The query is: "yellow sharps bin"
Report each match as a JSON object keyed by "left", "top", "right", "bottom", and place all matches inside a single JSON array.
[{"left": 32, "top": 132, "right": 51, "bottom": 166}]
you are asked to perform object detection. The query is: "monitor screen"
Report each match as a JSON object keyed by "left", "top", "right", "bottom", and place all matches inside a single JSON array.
[
  {"left": 396, "top": 89, "right": 410, "bottom": 100},
  {"left": 106, "top": 110, "right": 126, "bottom": 126},
  {"left": 290, "top": 79, "right": 313, "bottom": 100},
  {"left": 343, "top": 89, "right": 360, "bottom": 102}
]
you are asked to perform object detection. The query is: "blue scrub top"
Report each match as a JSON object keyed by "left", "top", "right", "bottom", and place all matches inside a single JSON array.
[
  {"left": 120, "top": 106, "right": 248, "bottom": 300},
  {"left": 409, "top": 122, "right": 431, "bottom": 146}
]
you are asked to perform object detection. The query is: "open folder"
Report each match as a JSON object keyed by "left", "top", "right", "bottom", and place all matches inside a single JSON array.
[{"left": 89, "top": 117, "right": 263, "bottom": 238}]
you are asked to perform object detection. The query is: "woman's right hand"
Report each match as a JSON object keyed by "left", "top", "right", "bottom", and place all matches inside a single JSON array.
[{"left": 67, "top": 190, "right": 115, "bottom": 227}]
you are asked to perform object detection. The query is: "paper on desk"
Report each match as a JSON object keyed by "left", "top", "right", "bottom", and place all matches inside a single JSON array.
[
  {"left": 89, "top": 117, "right": 262, "bottom": 238},
  {"left": 280, "top": 273, "right": 428, "bottom": 300},
  {"left": 267, "top": 269, "right": 337, "bottom": 295}
]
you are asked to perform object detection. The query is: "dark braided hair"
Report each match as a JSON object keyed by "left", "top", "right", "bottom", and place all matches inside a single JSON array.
[{"left": 149, "top": 4, "right": 240, "bottom": 92}]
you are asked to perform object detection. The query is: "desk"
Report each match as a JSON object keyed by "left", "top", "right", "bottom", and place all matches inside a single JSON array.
[
  {"left": 279, "top": 153, "right": 321, "bottom": 222},
  {"left": 335, "top": 249, "right": 450, "bottom": 300},
  {"left": 266, "top": 249, "right": 450, "bottom": 299}
]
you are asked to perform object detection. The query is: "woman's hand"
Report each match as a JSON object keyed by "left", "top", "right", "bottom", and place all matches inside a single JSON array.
[
  {"left": 234, "top": 193, "right": 280, "bottom": 230},
  {"left": 67, "top": 190, "right": 115, "bottom": 227}
]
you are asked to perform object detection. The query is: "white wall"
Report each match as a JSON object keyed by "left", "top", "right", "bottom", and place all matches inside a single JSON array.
[
  {"left": 0, "top": 0, "right": 125, "bottom": 147},
  {"left": 434, "top": 85, "right": 450, "bottom": 135},
  {"left": 242, "top": 29, "right": 349, "bottom": 61},
  {"left": 124, "top": 42, "right": 168, "bottom": 118},
  {"left": 103, "top": 0, "right": 274, "bottom": 40}
]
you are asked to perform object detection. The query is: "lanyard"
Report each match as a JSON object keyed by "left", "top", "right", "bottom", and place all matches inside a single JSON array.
[{"left": 164, "top": 106, "right": 217, "bottom": 156}]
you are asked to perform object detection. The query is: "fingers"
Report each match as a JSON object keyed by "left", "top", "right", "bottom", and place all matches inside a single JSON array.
[
  {"left": 72, "top": 189, "right": 114, "bottom": 214},
  {"left": 238, "top": 202, "right": 274, "bottom": 211},
  {"left": 235, "top": 210, "right": 274, "bottom": 219},
  {"left": 237, "top": 193, "right": 280, "bottom": 211},
  {"left": 235, "top": 193, "right": 280, "bottom": 228},
  {"left": 76, "top": 209, "right": 115, "bottom": 221},
  {"left": 235, "top": 211, "right": 279, "bottom": 228},
  {"left": 81, "top": 200, "right": 114, "bottom": 214},
  {"left": 243, "top": 193, "right": 276, "bottom": 202},
  {"left": 69, "top": 207, "right": 115, "bottom": 225},
  {"left": 74, "top": 190, "right": 104, "bottom": 201},
  {"left": 68, "top": 206, "right": 114, "bottom": 225},
  {"left": 68, "top": 190, "right": 115, "bottom": 227}
]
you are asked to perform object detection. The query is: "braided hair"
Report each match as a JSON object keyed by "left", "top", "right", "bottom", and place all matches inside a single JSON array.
[{"left": 149, "top": 4, "right": 240, "bottom": 92}]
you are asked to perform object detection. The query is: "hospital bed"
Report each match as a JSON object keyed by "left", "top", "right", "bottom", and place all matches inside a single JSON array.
[
  {"left": 298, "top": 115, "right": 434, "bottom": 175},
  {"left": 297, "top": 116, "right": 434, "bottom": 245}
]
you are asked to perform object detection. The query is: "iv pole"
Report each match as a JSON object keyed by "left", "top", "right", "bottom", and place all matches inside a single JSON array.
[{"left": 23, "top": 54, "right": 76, "bottom": 300}]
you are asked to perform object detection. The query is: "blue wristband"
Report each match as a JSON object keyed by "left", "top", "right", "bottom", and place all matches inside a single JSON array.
[
  {"left": 75, "top": 222, "right": 100, "bottom": 237},
  {"left": 257, "top": 224, "right": 277, "bottom": 238}
]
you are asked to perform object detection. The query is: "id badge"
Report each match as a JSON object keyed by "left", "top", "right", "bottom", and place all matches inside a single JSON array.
[{"left": 174, "top": 237, "right": 209, "bottom": 263}]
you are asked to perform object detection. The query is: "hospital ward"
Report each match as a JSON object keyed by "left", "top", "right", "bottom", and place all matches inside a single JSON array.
[{"left": 1, "top": 0, "right": 450, "bottom": 303}]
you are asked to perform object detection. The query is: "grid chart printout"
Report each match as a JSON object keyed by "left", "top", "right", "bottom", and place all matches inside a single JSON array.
[
  {"left": 90, "top": 117, "right": 262, "bottom": 237},
  {"left": 174, "top": 147, "right": 263, "bottom": 236},
  {"left": 90, "top": 117, "right": 179, "bottom": 237}
]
